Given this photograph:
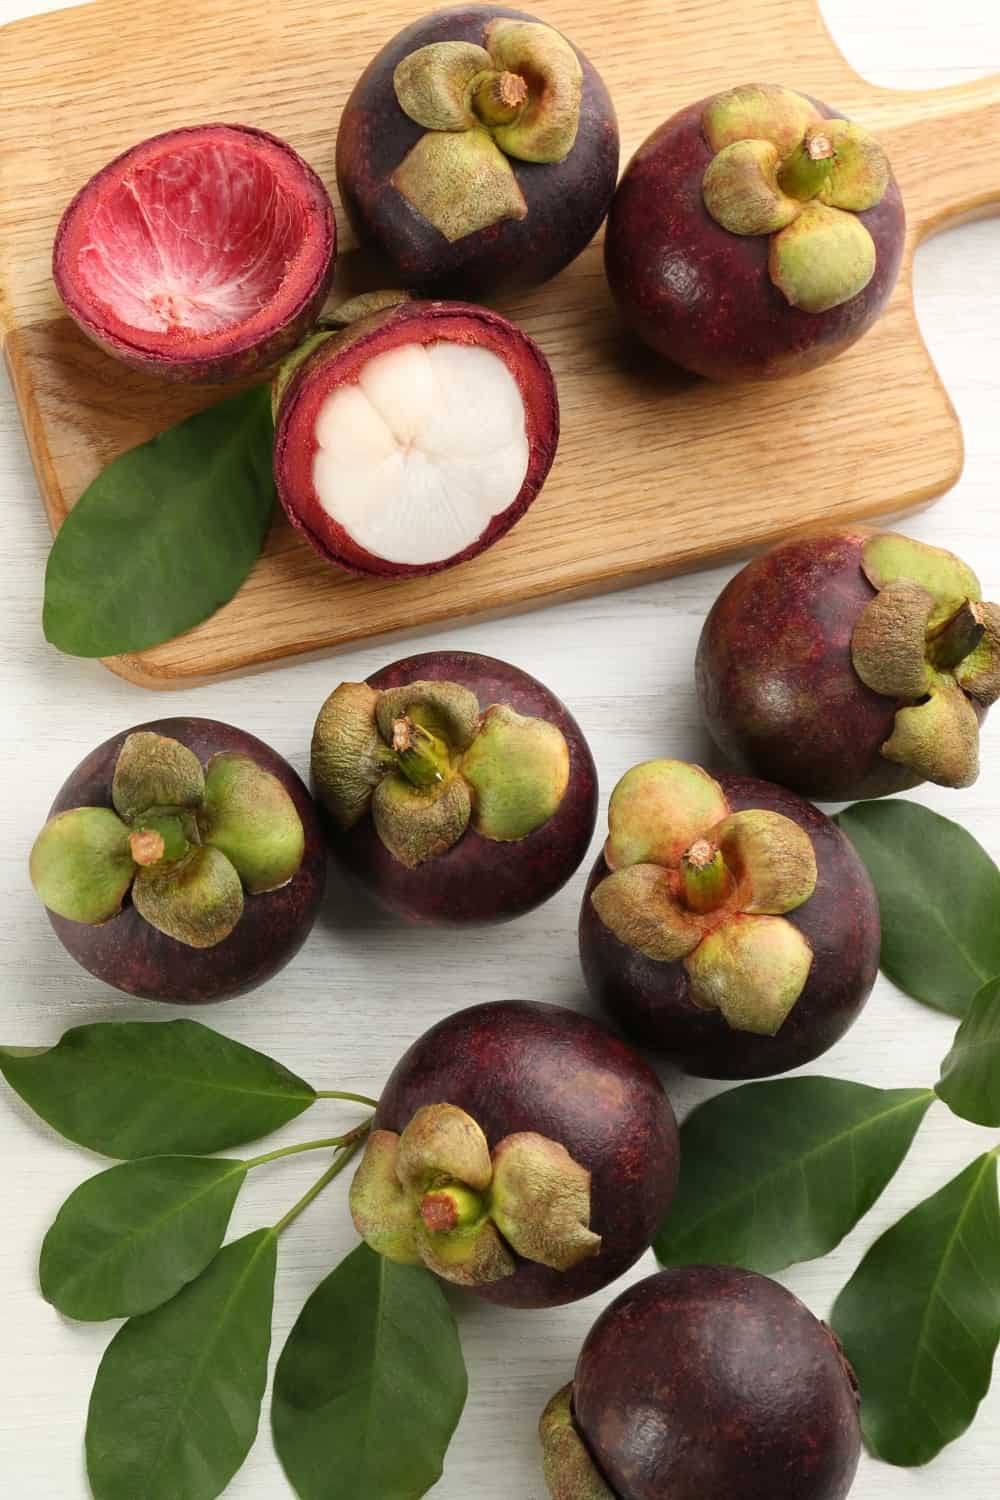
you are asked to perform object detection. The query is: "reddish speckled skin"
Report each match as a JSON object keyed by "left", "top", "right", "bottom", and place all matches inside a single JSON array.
[
  {"left": 335, "top": 6, "right": 619, "bottom": 297},
  {"left": 572, "top": 1266, "right": 861, "bottom": 1500},
  {"left": 374, "top": 1000, "right": 679, "bottom": 1308},
  {"left": 579, "top": 775, "right": 879, "bottom": 1079},
  {"left": 274, "top": 301, "right": 559, "bottom": 578},
  {"left": 323, "top": 651, "right": 598, "bottom": 924},
  {"left": 696, "top": 530, "right": 932, "bottom": 800},
  {"left": 45, "top": 718, "right": 326, "bottom": 1004},
  {"left": 605, "top": 94, "right": 905, "bottom": 381},
  {"left": 53, "top": 124, "right": 336, "bottom": 384}
]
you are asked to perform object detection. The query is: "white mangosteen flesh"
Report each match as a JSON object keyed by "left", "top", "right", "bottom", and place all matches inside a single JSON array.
[{"left": 310, "top": 342, "right": 530, "bottom": 567}]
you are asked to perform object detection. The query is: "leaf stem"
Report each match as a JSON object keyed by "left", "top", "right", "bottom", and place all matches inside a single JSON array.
[
  {"left": 245, "top": 1132, "right": 363, "bottom": 1169},
  {"left": 315, "top": 1089, "right": 380, "bottom": 1109},
  {"left": 272, "top": 1123, "right": 372, "bottom": 1237}
]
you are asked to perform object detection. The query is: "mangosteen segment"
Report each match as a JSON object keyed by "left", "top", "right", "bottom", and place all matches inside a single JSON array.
[
  {"left": 590, "top": 761, "right": 818, "bottom": 1037},
  {"left": 311, "top": 674, "right": 571, "bottom": 869},
  {"left": 53, "top": 123, "right": 336, "bottom": 382},
  {"left": 30, "top": 729, "right": 306, "bottom": 951},
  {"left": 349, "top": 1098, "right": 600, "bottom": 1288},
  {"left": 390, "top": 19, "right": 582, "bottom": 241},
  {"left": 849, "top": 533, "right": 1000, "bottom": 787},
  {"left": 540, "top": 1385, "right": 617, "bottom": 1500},
  {"left": 700, "top": 85, "right": 890, "bottom": 313}
]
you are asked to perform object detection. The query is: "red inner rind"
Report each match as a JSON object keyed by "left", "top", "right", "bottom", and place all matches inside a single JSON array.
[
  {"left": 274, "top": 300, "right": 560, "bottom": 578},
  {"left": 54, "top": 123, "right": 335, "bottom": 367}
]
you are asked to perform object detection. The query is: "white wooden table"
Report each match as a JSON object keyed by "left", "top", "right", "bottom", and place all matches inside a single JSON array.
[{"left": 2, "top": 2, "right": 999, "bottom": 1495}]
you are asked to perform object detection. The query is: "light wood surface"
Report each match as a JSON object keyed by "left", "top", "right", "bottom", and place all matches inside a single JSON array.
[
  {"left": 2, "top": 3, "right": 1000, "bottom": 1500},
  {"left": 2, "top": 0, "right": 999, "bottom": 687}
]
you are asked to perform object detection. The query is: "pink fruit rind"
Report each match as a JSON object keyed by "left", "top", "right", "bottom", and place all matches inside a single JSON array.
[
  {"left": 273, "top": 299, "right": 560, "bottom": 578},
  {"left": 53, "top": 123, "right": 336, "bottom": 383}
]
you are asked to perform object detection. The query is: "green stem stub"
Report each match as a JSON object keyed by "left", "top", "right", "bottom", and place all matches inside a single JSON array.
[
  {"left": 777, "top": 127, "right": 835, "bottom": 200},
  {"left": 679, "top": 840, "right": 734, "bottom": 914}
]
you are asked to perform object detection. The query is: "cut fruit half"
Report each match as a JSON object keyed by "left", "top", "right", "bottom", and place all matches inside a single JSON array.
[
  {"left": 273, "top": 299, "right": 559, "bottom": 577},
  {"left": 53, "top": 123, "right": 336, "bottom": 383}
]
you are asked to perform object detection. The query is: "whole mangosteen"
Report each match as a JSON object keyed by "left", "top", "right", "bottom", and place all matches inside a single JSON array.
[
  {"left": 30, "top": 718, "right": 326, "bottom": 1003},
  {"left": 311, "top": 649, "right": 597, "bottom": 924},
  {"left": 336, "top": 6, "right": 619, "bottom": 297},
  {"left": 540, "top": 1265, "right": 861, "bottom": 1500},
  {"left": 605, "top": 83, "right": 905, "bottom": 380},
  {"left": 578, "top": 759, "right": 879, "bottom": 1078},
  {"left": 697, "top": 529, "right": 1000, "bottom": 801},
  {"left": 54, "top": 124, "right": 336, "bottom": 383},
  {"left": 349, "top": 999, "right": 679, "bottom": 1308},
  {"left": 273, "top": 293, "right": 559, "bottom": 577}
]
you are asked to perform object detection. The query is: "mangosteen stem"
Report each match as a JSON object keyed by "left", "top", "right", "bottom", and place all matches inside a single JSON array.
[
  {"left": 471, "top": 68, "right": 529, "bottom": 127},
  {"left": 392, "top": 716, "right": 454, "bottom": 789},
  {"left": 679, "top": 839, "right": 734, "bottom": 914},
  {"left": 129, "top": 829, "right": 165, "bottom": 867},
  {"left": 421, "top": 1183, "right": 485, "bottom": 1234},
  {"left": 778, "top": 127, "right": 836, "bottom": 201},
  {"left": 926, "top": 599, "right": 986, "bottom": 671},
  {"left": 271, "top": 1122, "right": 372, "bottom": 1236}
]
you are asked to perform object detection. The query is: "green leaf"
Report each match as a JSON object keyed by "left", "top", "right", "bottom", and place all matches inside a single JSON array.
[
  {"left": 87, "top": 1228, "right": 277, "bottom": 1500},
  {"left": 655, "top": 1079, "right": 934, "bottom": 1274},
  {"left": 831, "top": 1151, "right": 1000, "bottom": 1466},
  {"left": 43, "top": 385, "right": 275, "bottom": 658},
  {"left": 272, "top": 1243, "right": 468, "bottom": 1500},
  {"left": 0, "top": 1019, "right": 315, "bottom": 1158},
  {"left": 40, "top": 1155, "right": 247, "bottom": 1320},
  {"left": 937, "top": 977, "right": 1000, "bottom": 1126},
  {"left": 836, "top": 801, "right": 1000, "bottom": 1016}
]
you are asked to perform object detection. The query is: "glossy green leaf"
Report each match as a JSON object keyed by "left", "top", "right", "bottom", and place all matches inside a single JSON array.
[
  {"left": 40, "top": 1155, "right": 247, "bottom": 1320},
  {"left": 655, "top": 1079, "right": 934, "bottom": 1274},
  {"left": 0, "top": 1019, "right": 315, "bottom": 1158},
  {"left": 831, "top": 1151, "right": 1000, "bottom": 1466},
  {"left": 272, "top": 1242, "right": 468, "bottom": 1500},
  {"left": 836, "top": 801, "right": 1000, "bottom": 1016},
  {"left": 937, "top": 977, "right": 1000, "bottom": 1126},
  {"left": 43, "top": 384, "right": 275, "bottom": 657},
  {"left": 87, "top": 1228, "right": 277, "bottom": 1500}
]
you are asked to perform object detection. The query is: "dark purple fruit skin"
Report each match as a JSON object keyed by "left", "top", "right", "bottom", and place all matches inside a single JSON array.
[
  {"left": 573, "top": 1265, "right": 861, "bottom": 1500},
  {"left": 46, "top": 718, "right": 326, "bottom": 1004},
  {"left": 375, "top": 1000, "right": 679, "bottom": 1308},
  {"left": 696, "top": 531, "right": 926, "bottom": 800},
  {"left": 336, "top": 5, "right": 620, "bottom": 297},
  {"left": 605, "top": 95, "right": 905, "bottom": 381},
  {"left": 324, "top": 651, "right": 598, "bottom": 926},
  {"left": 579, "top": 776, "right": 879, "bottom": 1079}
]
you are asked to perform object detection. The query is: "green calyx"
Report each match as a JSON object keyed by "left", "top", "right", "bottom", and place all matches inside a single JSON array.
[
  {"left": 311, "top": 678, "right": 571, "bottom": 869},
  {"left": 349, "top": 1102, "right": 601, "bottom": 1287},
  {"left": 592, "top": 761, "right": 818, "bottom": 1037},
  {"left": 30, "top": 732, "right": 305, "bottom": 947},
  {"left": 851, "top": 533, "right": 1000, "bottom": 789},
  {"left": 539, "top": 1385, "right": 617, "bottom": 1500},
  {"left": 271, "top": 291, "right": 411, "bottom": 421},
  {"left": 391, "top": 18, "right": 582, "bottom": 242},
  {"left": 701, "top": 84, "right": 891, "bottom": 313}
]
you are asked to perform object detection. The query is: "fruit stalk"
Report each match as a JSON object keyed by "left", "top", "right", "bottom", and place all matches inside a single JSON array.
[{"left": 777, "top": 128, "right": 836, "bottom": 200}]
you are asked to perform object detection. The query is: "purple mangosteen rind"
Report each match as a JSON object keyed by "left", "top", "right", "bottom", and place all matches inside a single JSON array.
[
  {"left": 363, "top": 999, "right": 680, "bottom": 1308},
  {"left": 37, "top": 718, "right": 326, "bottom": 1004},
  {"left": 605, "top": 86, "right": 905, "bottom": 381},
  {"left": 336, "top": 5, "right": 620, "bottom": 297},
  {"left": 313, "top": 651, "right": 599, "bottom": 926},
  {"left": 53, "top": 123, "right": 337, "bottom": 384},
  {"left": 544, "top": 1265, "right": 861, "bottom": 1500},
  {"left": 696, "top": 529, "right": 998, "bottom": 800},
  {"left": 579, "top": 770, "right": 880, "bottom": 1079}
]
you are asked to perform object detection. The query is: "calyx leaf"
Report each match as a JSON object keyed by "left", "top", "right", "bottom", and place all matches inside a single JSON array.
[
  {"left": 703, "top": 139, "right": 800, "bottom": 235},
  {"left": 490, "top": 1132, "right": 601, "bottom": 1270},
  {"left": 881, "top": 675, "right": 980, "bottom": 789},
  {"left": 851, "top": 579, "right": 935, "bottom": 699},
  {"left": 860, "top": 533, "right": 981, "bottom": 622},
  {"left": 375, "top": 680, "right": 480, "bottom": 751},
  {"left": 955, "top": 601, "right": 1000, "bottom": 705},
  {"left": 818, "top": 118, "right": 891, "bottom": 211},
  {"left": 461, "top": 703, "right": 570, "bottom": 841},
  {"left": 392, "top": 122, "right": 528, "bottom": 243},
  {"left": 768, "top": 201, "right": 876, "bottom": 313},
  {"left": 29, "top": 807, "right": 134, "bottom": 925},
  {"left": 713, "top": 809, "right": 817, "bottom": 913},
  {"left": 540, "top": 1384, "right": 617, "bottom": 1500},
  {"left": 591, "top": 864, "right": 702, "bottom": 962},
  {"left": 393, "top": 40, "right": 489, "bottom": 130},
  {"left": 396, "top": 1103, "right": 493, "bottom": 1194},
  {"left": 200, "top": 752, "right": 304, "bottom": 894},
  {"left": 605, "top": 760, "right": 730, "bottom": 871},
  {"left": 349, "top": 1129, "right": 422, "bottom": 1265},
  {"left": 372, "top": 772, "right": 471, "bottom": 868},
  {"left": 112, "top": 731, "right": 205, "bottom": 820},
  {"left": 702, "top": 84, "right": 822, "bottom": 157},
  {"left": 685, "top": 914, "right": 814, "bottom": 1035},
  {"left": 133, "top": 845, "right": 245, "bottom": 949},
  {"left": 311, "top": 681, "right": 387, "bottom": 830},
  {"left": 486, "top": 18, "right": 583, "bottom": 163}
]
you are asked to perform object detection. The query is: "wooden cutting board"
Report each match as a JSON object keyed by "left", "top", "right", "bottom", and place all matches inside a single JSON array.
[{"left": 2, "top": 0, "right": 999, "bottom": 689}]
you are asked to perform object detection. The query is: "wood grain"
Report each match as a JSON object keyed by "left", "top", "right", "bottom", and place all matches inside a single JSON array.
[{"left": 1, "top": 0, "right": 998, "bottom": 688}]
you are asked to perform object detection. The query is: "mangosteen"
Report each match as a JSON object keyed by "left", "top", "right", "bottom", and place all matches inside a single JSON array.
[
  {"left": 605, "top": 83, "right": 905, "bottom": 380},
  {"left": 53, "top": 124, "right": 336, "bottom": 383},
  {"left": 578, "top": 759, "right": 879, "bottom": 1078},
  {"left": 311, "top": 649, "right": 597, "bottom": 924},
  {"left": 349, "top": 1000, "right": 679, "bottom": 1308},
  {"left": 273, "top": 292, "right": 559, "bottom": 577},
  {"left": 540, "top": 1265, "right": 861, "bottom": 1500},
  {"left": 30, "top": 718, "right": 326, "bottom": 1003},
  {"left": 336, "top": 6, "right": 619, "bottom": 297},
  {"left": 697, "top": 529, "right": 1000, "bottom": 801}
]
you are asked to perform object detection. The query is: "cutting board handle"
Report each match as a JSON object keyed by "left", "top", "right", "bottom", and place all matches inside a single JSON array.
[{"left": 877, "top": 74, "right": 1000, "bottom": 240}]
